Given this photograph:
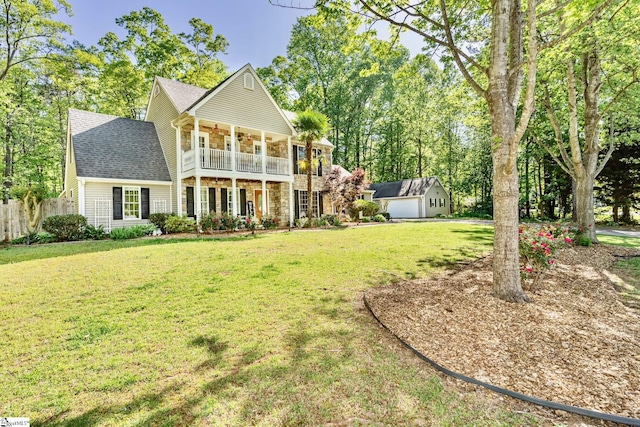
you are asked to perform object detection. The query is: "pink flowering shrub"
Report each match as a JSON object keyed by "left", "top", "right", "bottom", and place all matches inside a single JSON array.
[{"left": 519, "top": 223, "right": 577, "bottom": 288}]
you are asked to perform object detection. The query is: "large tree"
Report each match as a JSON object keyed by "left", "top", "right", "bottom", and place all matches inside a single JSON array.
[
  {"left": 537, "top": 3, "right": 639, "bottom": 242},
  {"left": 288, "top": 0, "right": 617, "bottom": 302}
]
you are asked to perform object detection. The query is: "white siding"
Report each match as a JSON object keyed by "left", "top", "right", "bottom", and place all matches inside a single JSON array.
[
  {"left": 84, "top": 182, "right": 171, "bottom": 229},
  {"left": 425, "top": 182, "right": 449, "bottom": 217},
  {"left": 195, "top": 70, "right": 292, "bottom": 135},
  {"left": 146, "top": 84, "right": 180, "bottom": 213}
]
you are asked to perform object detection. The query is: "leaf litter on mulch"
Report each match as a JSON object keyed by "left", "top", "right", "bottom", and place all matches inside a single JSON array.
[{"left": 366, "top": 245, "right": 640, "bottom": 422}]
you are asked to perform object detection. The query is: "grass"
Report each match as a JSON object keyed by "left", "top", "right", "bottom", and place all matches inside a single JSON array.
[{"left": 1, "top": 222, "right": 536, "bottom": 426}]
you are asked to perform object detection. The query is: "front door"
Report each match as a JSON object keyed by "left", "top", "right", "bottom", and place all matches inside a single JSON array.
[{"left": 254, "top": 189, "right": 267, "bottom": 220}]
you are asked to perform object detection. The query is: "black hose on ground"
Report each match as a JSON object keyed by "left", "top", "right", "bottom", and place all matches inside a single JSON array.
[{"left": 363, "top": 292, "right": 640, "bottom": 426}]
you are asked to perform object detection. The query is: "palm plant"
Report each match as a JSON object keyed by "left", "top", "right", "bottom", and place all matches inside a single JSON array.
[{"left": 293, "top": 109, "right": 330, "bottom": 221}]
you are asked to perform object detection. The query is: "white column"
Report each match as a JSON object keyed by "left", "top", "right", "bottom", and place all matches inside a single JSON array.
[
  {"left": 195, "top": 176, "right": 201, "bottom": 220},
  {"left": 287, "top": 136, "right": 292, "bottom": 175},
  {"left": 176, "top": 125, "right": 182, "bottom": 216},
  {"left": 78, "top": 179, "right": 86, "bottom": 216},
  {"left": 289, "top": 182, "right": 294, "bottom": 226},
  {"left": 231, "top": 177, "right": 238, "bottom": 216},
  {"left": 261, "top": 131, "right": 266, "bottom": 175},
  {"left": 262, "top": 179, "right": 267, "bottom": 215},
  {"left": 194, "top": 118, "right": 201, "bottom": 172},
  {"left": 230, "top": 125, "right": 237, "bottom": 172}
]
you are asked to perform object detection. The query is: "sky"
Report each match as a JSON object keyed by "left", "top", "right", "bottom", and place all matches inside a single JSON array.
[{"left": 59, "top": 0, "right": 423, "bottom": 71}]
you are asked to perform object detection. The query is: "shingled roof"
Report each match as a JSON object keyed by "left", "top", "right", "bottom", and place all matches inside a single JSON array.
[
  {"left": 369, "top": 177, "right": 438, "bottom": 198},
  {"left": 155, "top": 76, "right": 208, "bottom": 113},
  {"left": 69, "top": 109, "right": 171, "bottom": 182}
]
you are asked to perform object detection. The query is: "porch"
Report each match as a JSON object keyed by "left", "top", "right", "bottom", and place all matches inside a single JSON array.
[{"left": 182, "top": 148, "right": 290, "bottom": 176}]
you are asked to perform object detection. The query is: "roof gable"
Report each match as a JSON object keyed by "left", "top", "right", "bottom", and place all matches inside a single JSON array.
[
  {"left": 189, "top": 64, "right": 295, "bottom": 135},
  {"left": 155, "top": 77, "right": 208, "bottom": 113},
  {"left": 369, "top": 177, "right": 437, "bottom": 198},
  {"left": 69, "top": 109, "right": 172, "bottom": 182}
]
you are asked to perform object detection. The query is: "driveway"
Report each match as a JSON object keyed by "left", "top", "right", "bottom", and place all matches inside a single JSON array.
[{"left": 399, "top": 218, "right": 640, "bottom": 239}]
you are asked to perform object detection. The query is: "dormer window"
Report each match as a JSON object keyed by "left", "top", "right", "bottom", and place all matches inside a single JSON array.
[{"left": 244, "top": 73, "right": 254, "bottom": 90}]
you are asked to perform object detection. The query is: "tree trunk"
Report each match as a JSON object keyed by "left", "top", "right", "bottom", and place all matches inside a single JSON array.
[
  {"left": 487, "top": 99, "right": 529, "bottom": 302},
  {"left": 612, "top": 202, "right": 619, "bottom": 223},
  {"left": 306, "top": 139, "right": 313, "bottom": 221},
  {"left": 575, "top": 173, "right": 597, "bottom": 242}
]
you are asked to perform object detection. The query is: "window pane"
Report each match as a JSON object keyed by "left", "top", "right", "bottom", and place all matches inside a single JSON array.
[
  {"left": 201, "top": 187, "right": 209, "bottom": 215},
  {"left": 124, "top": 187, "right": 140, "bottom": 219}
]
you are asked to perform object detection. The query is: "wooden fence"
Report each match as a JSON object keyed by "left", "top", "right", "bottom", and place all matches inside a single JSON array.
[{"left": 0, "top": 198, "right": 75, "bottom": 242}]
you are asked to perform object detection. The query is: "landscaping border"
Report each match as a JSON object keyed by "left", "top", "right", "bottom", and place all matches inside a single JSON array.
[{"left": 362, "top": 291, "right": 640, "bottom": 426}]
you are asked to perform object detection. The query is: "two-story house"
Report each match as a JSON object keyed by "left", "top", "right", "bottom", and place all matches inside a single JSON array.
[{"left": 61, "top": 64, "right": 332, "bottom": 231}]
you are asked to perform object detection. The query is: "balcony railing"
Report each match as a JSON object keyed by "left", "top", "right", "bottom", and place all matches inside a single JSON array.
[{"left": 182, "top": 148, "right": 290, "bottom": 177}]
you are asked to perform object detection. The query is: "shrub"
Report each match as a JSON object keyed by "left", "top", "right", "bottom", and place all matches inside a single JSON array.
[
  {"left": 42, "top": 214, "right": 87, "bottom": 241},
  {"left": 261, "top": 214, "right": 280, "bottom": 229},
  {"left": 577, "top": 234, "right": 593, "bottom": 246},
  {"left": 36, "top": 231, "right": 57, "bottom": 244},
  {"left": 109, "top": 224, "right": 155, "bottom": 240},
  {"left": 373, "top": 214, "right": 387, "bottom": 223},
  {"left": 313, "top": 217, "right": 329, "bottom": 227},
  {"left": 165, "top": 215, "right": 197, "bottom": 234},
  {"left": 321, "top": 214, "right": 340, "bottom": 226},
  {"left": 217, "top": 213, "right": 242, "bottom": 231},
  {"left": 149, "top": 213, "right": 172, "bottom": 234},
  {"left": 359, "top": 200, "right": 379, "bottom": 217},
  {"left": 295, "top": 217, "right": 309, "bottom": 228},
  {"left": 84, "top": 224, "right": 107, "bottom": 240},
  {"left": 379, "top": 212, "right": 391, "bottom": 221},
  {"left": 242, "top": 216, "right": 257, "bottom": 232},
  {"left": 361, "top": 217, "right": 371, "bottom": 223},
  {"left": 519, "top": 223, "right": 576, "bottom": 288}
]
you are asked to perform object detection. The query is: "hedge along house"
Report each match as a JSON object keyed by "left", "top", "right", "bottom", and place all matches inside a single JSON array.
[
  {"left": 368, "top": 177, "right": 449, "bottom": 219},
  {"left": 63, "top": 64, "right": 333, "bottom": 230}
]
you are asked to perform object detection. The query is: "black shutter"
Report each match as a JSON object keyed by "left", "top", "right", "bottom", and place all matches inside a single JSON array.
[
  {"left": 293, "top": 145, "right": 299, "bottom": 174},
  {"left": 319, "top": 193, "right": 324, "bottom": 215},
  {"left": 186, "top": 186, "right": 194, "bottom": 217},
  {"left": 240, "top": 189, "right": 247, "bottom": 216},
  {"left": 221, "top": 188, "right": 228, "bottom": 213},
  {"left": 317, "top": 150, "right": 323, "bottom": 176},
  {"left": 209, "top": 188, "right": 216, "bottom": 213},
  {"left": 141, "top": 188, "right": 150, "bottom": 219},
  {"left": 113, "top": 187, "right": 123, "bottom": 220},
  {"left": 294, "top": 190, "right": 300, "bottom": 219}
]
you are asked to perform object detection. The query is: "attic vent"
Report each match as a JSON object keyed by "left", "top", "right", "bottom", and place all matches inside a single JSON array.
[
  {"left": 244, "top": 73, "right": 254, "bottom": 90},
  {"left": 153, "top": 84, "right": 160, "bottom": 97}
]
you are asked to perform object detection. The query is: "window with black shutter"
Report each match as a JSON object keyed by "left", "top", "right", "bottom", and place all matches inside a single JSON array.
[
  {"left": 294, "top": 190, "right": 300, "bottom": 219},
  {"left": 240, "top": 189, "right": 247, "bottom": 216},
  {"left": 186, "top": 186, "right": 195, "bottom": 217},
  {"left": 113, "top": 187, "right": 123, "bottom": 220},
  {"left": 293, "top": 145, "right": 299, "bottom": 174},
  {"left": 141, "top": 188, "right": 150, "bottom": 219}
]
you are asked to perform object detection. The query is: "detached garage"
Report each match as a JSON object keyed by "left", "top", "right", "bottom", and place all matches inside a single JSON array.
[{"left": 369, "top": 177, "right": 449, "bottom": 219}]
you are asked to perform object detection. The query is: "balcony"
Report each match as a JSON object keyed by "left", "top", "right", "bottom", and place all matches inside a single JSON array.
[{"left": 182, "top": 148, "right": 290, "bottom": 176}]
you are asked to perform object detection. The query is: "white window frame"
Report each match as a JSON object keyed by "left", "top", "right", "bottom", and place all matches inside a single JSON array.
[
  {"left": 153, "top": 84, "right": 160, "bottom": 97},
  {"left": 191, "top": 131, "right": 209, "bottom": 150},
  {"left": 123, "top": 186, "right": 141, "bottom": 220},
  {"left": 224, "top": 135, "right": 239, "bottom": 152},
  {"left": 201, "top": 186, "right": 209, "bottom": 215},
  {"left": 244, "top": 73, "right": 254, "bottom": 90},
  {"left": 253, "top": 141, "right": 262, "bottom": 155},
  {"left": 226, "top": 187, "right": 241, "bottom": 213},
  {"left": 296, "top": 146, "right": 322, "bottom": 176}
]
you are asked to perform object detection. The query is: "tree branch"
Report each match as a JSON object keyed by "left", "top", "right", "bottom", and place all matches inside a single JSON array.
[{"left": 595, "top": 114, "right": 616, "bottom": 177}]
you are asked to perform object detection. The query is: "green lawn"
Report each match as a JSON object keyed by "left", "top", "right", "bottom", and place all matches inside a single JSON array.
[{"left": 1, "top": 223, "right": 533, "bottom": 426}]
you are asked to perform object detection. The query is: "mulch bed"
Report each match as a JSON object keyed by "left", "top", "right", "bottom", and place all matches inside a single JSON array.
[{"left": 365, "top": 245, "right": 640, "bottom": 422}]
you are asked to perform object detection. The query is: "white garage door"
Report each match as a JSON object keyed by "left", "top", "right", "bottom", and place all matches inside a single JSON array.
[{"left": 387, "top": 198, "right": 420, "bottom": 218}]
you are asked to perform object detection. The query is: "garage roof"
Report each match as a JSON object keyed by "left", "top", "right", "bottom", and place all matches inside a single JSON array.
[{"left": 369, "top": 177, "right": 438, "bottom": 198}]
